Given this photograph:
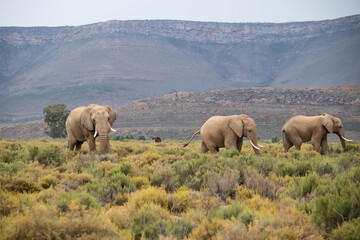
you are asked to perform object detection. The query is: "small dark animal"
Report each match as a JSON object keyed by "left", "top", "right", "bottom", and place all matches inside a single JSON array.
[{"left": 152, "top": 136, "right": 162, "bottom": 143}]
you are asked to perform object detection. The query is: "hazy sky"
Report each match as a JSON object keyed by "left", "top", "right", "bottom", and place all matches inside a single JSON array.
[{"left": 1, "top": 0, "right": 360, "bottom": 27}]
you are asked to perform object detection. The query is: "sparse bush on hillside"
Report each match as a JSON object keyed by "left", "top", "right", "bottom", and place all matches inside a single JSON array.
[{"left": 36, "top": 145, "right": 66, "bottom": 167}]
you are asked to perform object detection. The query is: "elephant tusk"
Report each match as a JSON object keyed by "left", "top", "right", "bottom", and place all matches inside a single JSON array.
[
  {"left": 250, "top": 140, "right": 260, "bottom": 150},
  {"left": 94, "top": 131, "right": 98, "bottom": 138},
  {"left": 258, "top": 144, "right": 264, "bottom": 148},
  {"left": 111, "top": 128, "right": 116, "bottom": 132},
  {"left": 341, "top": 136, "right": 353, "bottom": 142}
]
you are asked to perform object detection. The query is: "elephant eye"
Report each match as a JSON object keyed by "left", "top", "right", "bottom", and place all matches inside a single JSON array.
[{"left": 249, "top": 130, "right": 252, "bottom": 132}]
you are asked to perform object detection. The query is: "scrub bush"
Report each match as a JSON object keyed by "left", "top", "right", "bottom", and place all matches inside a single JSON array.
[
  {"left": 38, "top": 174, "right": 57, "bottom": 189},
  {"left": 36, "top": 145, "right": 66, "bottom": 167},
  {"left": 332, "top": 217, "right": 360, "bottom": 240}
]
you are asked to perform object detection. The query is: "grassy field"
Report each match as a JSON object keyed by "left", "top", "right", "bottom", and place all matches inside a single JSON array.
[{"left": 0, "top": 139, "right": 359, "bottom": 239}]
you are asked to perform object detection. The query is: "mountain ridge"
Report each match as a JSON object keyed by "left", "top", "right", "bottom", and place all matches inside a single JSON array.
[{"left": 1, "top": 15, "right": 359, "bottom": 123}]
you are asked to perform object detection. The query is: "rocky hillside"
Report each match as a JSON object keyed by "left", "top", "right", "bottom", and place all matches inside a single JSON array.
[
  {"left": 1, "top": 86, "right": 359, "bottom": 141},
  {"left": 1, "top": 15, "right": 360, "bottom": 123}
]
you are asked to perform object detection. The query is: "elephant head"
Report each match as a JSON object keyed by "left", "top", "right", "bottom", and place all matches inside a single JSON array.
[
  {"left": 321, "top": 113, "right": 352, "bottom": 150},
  {"left": 80, "top": 104, "right": 116, "bottom": 154},
  {"left": 228, "top": 115, "right": 261, "bottom": 155}
]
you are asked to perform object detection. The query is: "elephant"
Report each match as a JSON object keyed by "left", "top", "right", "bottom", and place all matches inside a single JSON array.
[
  {"left": 282, "top": 113, "right": 352, "bottom": 155},
  {"left": 183, "top": 114, "right": 262, "bottom": 155},
  {"left": 66, "top": 104, "right": 117, "bottom": 154},
  {"left": 152, "top": 136, "right": 162, "bottom": 143}
]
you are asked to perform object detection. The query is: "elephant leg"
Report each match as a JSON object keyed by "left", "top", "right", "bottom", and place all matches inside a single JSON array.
[
  {"left": 321, "top": 135, "right": 328, "bottom": 155},
  {"left": 75, "top": 141, "right": 84, "bottom": 151},
  {"left": 206, "top": 142, "right": 219, "bottom": 154},
  {"left": 289, "top": 135, "right": 302, "bottom": 151},
  {"left": 87, "top": 137, "right": 96, "bottom": 152},
  {"left": 201, "top": 141, "right": 209, "bottom": 153},
  {"left": 237, "top": 137, "right": 243, "bottom": 152},
  {"left": 311, "top": 138, "right": 321, "bottom": 154},
  {"left": 283, "top": 134, "right": 293, "bottom": 152},
  {"left": 68, "top": 138, "right": 77, "bottom": 151}
]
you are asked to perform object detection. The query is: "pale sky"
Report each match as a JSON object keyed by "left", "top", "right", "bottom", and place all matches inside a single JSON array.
[{"left": 1, "top": 0, "right": 360, "bottom": 27}]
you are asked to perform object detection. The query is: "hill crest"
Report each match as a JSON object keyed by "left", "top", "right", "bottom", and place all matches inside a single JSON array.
[{"left": 1, "top": 16, "right": 360, "bottom": 123}]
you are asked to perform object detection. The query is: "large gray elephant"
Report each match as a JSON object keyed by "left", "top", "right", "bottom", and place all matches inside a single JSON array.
[
  {"left": 282, "top": 113, "right": 352, "bottom": 155},
  {"left": 66, "top": 104, "right": 116, "bottom": 154},
  {"left": 183, "top": 114, "right": 262, "bottom": 155}
]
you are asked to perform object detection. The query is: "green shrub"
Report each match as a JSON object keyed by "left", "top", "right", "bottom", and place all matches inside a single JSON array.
[
  {"left": 55, "top": 191, "right": 100, "bottom": 212},
  {"left": 168, "top": 219, "right": 194, "bottom": 239},
  {"left": 0, "top": 162, "right": 22, "bottom": 177},
  {"left": 5, "top": 177, "right": 40, "bottom": 193},
  {"left": 36, "top": 145, "right": 66, "bottom": 167},
  {"left": 164, "top": 148, "right": 185, "bottom": 156},
  {"left": 128, "top": 187, "right": 168, "bottom": 209},
  {"left": 131, "top": 204, "right": 169, "bottom": 240},
  {"left": 238, "top": 210, "right": 255, "bottom": 226},
  {"left": 39, "top": 174, "right": 57, "bottom": 189},
  {"left": 221, "top": 149, "right": 240, "bottom": 158},
  {"left": 0, "top": 149, "right": 17, "bottom": 164},
  {"left": 311, "top": 170, "right": 360, "bottom": 233},
  {"left": 120, "top": 162, "right": 133, "bottom": 175},
  {"left": 272, "top": 136, "right": 280, "bottom": 143},
  {"left": 104, "top": 168, "right": 134, "bottom": 199},
  {"left": 314, "top": 159, "right": 334, "bottom": 176},
  {"left": 332, "top": 217, "right": 360, "bottom": 240},
  {"left": 132, "top": 176, "right": 150, "bottom": 190},
  {"left": 295, "top": 160, "right": 312, "bottom": 176},
  {"left": 169, "top": 188, "right": 193, "bottom": 213},
  {"left": 28, "top": 146, "right": 39, "bottom": 161},
  {"left": 254, "top": 157, "right": 276, "bottom": 176},
  {"left": 149, "top": 166, "right": 178, "bottom": 192},
  {"left": 288, "top": 172, "right": 320, "bottom": 199},
  {"left": 209, "top": 201, "right": 244, "bottom": 220},
  {"left": 277, "top": 161, "right": 297, "bottom": 177}
]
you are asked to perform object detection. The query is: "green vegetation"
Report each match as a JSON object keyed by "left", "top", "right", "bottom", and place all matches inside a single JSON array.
[
  {"left": 43, "top": 104, "right": 70, "bottom": 138},
  {"left": 0, "top": 139, "right": 359, "bottom": 239}
]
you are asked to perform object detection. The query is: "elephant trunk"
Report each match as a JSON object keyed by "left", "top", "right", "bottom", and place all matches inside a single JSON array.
[
  {"left": 337, "top": 133, "right": 347, "bottom": 151},
  {"left": 99, "top": 132, "right": 109, "bottom": 154},
  {"left": 96, "top": 121, "right": 111, "bottom": 154}
]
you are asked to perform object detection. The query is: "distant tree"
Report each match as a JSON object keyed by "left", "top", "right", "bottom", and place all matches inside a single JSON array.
[
  {"left": 138, "top": 136, "right": 146, "bottom": 141},
  {"left": 125, "top": 135, "right": 135, "bottom": 140},
  {"left": 43, "top": 104, "right": 70, "bottom": 138},
  {"left": 272, "top": 136, "right": 280, "bottom": 143}
]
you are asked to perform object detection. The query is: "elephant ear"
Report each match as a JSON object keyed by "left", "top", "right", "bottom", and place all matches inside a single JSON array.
[
  {"left": 321, "top": 114, "right": 334, "bottom": 133},
  {"left": 80, "top": 108, "right": 94, "bottom": 131},
  {"left": 228, "top": 116, "right": 244, "bottom": 138},
  {"left": 106, "top": 106, "right": 116, "bottom": 126}
]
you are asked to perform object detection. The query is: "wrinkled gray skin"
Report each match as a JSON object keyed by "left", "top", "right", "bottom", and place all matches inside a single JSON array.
[
  {"left": 282, "top": 113, "right": 352, "bottom": 155},
  {"left": 66, "top": 104, "right": 116, "bottom": 154},
  {"left": 184, "top": 115, "right": 261, "bottom": 155}
]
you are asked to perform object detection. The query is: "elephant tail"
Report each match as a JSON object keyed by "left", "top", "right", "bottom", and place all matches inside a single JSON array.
[{"left": 183, "top": 130, "right": 200, "bottom": 147}]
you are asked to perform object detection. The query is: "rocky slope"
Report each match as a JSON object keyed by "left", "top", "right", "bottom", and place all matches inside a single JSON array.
[
  {"left": 1, "top": 86, "right": 359, "bottom": 142},
  {"left": 0, "top": 15, "right": 359, "bottom": 123}
]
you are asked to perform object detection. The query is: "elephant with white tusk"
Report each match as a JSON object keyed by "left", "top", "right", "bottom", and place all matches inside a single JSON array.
[
  {"left": 183, "top": 114, "right": 261, "bottom": 155},
  {"left": 66, "top": 104, "right": 116, "bottom": 154},
  {"left": 282, "top": 113, "right": 352, "bottom": 155}
]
